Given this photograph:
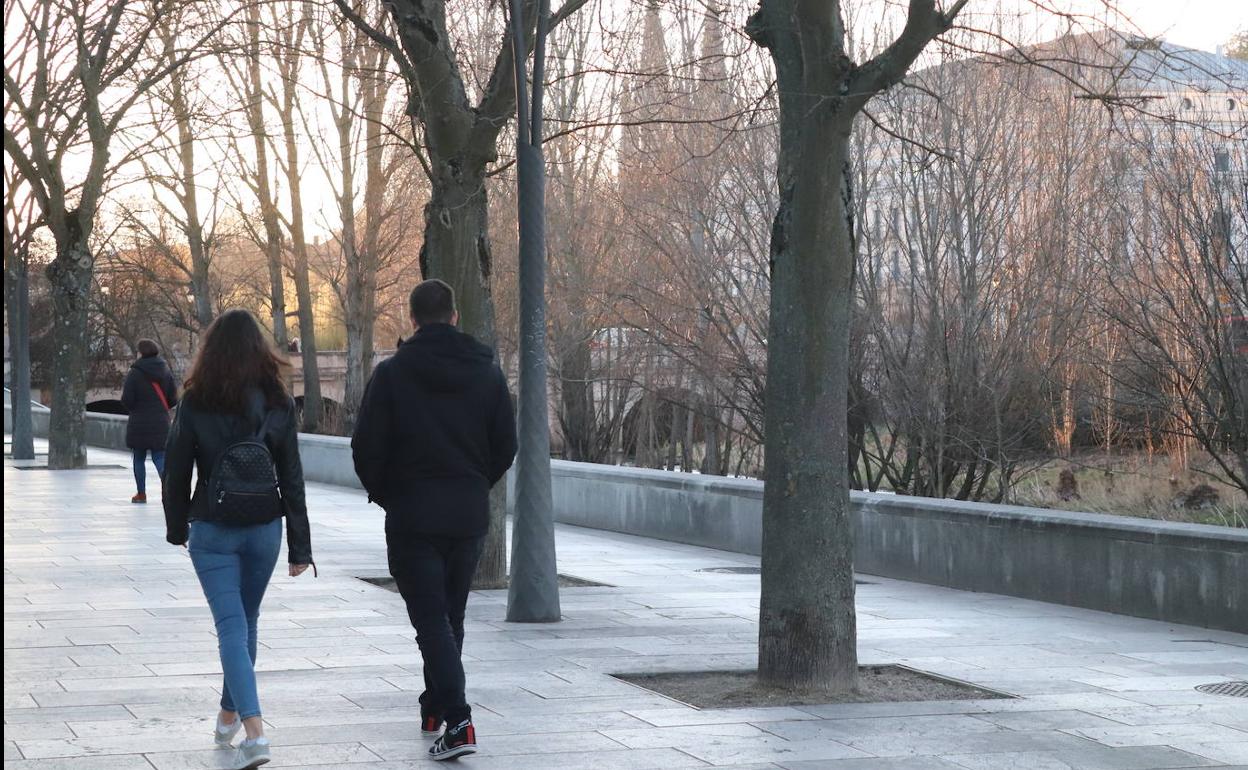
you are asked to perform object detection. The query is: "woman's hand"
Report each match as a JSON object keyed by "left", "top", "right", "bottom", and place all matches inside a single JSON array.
[{"left": 289, "top": 563, "right": 310, "bottom": 577}]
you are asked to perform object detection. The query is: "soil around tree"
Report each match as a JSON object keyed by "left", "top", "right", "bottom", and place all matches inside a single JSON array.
[{"left": 614, "top": 666, "right": 1009, "bottom": 709}]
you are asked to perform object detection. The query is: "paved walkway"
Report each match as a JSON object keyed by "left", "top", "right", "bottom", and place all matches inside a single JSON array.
[{"left": 5, "top": 441, "right": 1248, "bottom": 770}]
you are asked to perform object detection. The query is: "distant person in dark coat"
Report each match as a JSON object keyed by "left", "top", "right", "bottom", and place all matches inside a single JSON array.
[
  {"left": 352, "top": 279, "right": 517, "bottom": 761},
  {"left": 121, "top": 339, "right": 178, "bottom": 504}
]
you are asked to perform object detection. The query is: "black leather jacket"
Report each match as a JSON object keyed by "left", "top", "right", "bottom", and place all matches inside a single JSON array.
[{"left": 162, "top": 392, "right": 312, "bottom": 565}]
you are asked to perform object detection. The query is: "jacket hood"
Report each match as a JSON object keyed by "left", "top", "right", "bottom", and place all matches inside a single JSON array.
[
  {"left": 132, "top": 356, "right": 170, "bottom": 379},
  {"left": 393, "top": 324, "right": 495, "bottom": 393}
]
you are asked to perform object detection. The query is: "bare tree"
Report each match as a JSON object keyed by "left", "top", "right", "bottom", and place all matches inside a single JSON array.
[
  {"left": 297, "top": 3, "right": 406, "bottom": 436},
  {"left": 3, "top": 164, "right": 41, "bottom": 459},
  {"left": 336, "top": 0, "right": 591, "bottom": 588},
  {"left": 223, "top": 0, "right": 290, "bottom": 350},
  {"left": 266, "top": 1, "right": 324, "bottom": 431},
  {"left": 4, "top": 0, "right": 226, "bottom": 467},
  {"left": 1102, "top": 123, "right": 1248, "bottom": 493},
  {"left": 744, "top": 0, "right": 970, "bottom": 692},
  {"left": 124, "top": 5, "right": 220, "bottom": 332}
]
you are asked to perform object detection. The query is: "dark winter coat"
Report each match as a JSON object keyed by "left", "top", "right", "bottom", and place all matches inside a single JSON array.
[
  {"left": 121, "top": 356, "right": 178, "bottom": 451},
  {"left": 351, "top": 323, "right": 518, "bottom": 538},
  {"left": 162, "top": 390, "right": 313, "bottom": 565}
]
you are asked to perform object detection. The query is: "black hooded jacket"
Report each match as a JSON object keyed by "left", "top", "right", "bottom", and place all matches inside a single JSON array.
[
  {"left": 121, "top": 356, "right": 178, "bottom": 450},
  {"left": 351, "top": 323, "right": 517, "bottom": 537}
]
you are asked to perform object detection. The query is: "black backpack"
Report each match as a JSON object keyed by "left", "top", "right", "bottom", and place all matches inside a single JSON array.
[{"left": 208, "top": 408, "right": 284, "bottom": 526}]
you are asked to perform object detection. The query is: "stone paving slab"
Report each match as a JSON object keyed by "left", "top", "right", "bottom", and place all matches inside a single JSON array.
[{"left": 5, "top": 441, "right": 1248, "bottom": 769}]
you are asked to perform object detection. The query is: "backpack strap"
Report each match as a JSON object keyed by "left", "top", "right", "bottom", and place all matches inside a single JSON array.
[
  {"left": 149, "top": 380, "right": 171, "bottom": 411},
  {"left": 252, "top": 404, "right": 278, "bottom": 442}
]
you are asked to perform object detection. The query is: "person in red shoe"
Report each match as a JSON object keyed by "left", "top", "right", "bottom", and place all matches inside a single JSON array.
[
  {"left": 352, "top": 279, "right": 517, "bottom": 760},
  {"left": 121, "top": 339, "right": 178, "bottom": 504}
]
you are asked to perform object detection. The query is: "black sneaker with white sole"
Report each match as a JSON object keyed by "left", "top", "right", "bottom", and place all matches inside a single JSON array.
[{"left": 429, "top": 719, "right": 476, "bottom": 761}]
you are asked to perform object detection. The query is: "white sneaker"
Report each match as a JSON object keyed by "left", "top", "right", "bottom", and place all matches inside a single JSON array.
[
  {"left": 232, "top": 737, "right": 271, "bottom": 769},
  {"left": 214, "top": 715, "right": 242, "bottom": 747}
]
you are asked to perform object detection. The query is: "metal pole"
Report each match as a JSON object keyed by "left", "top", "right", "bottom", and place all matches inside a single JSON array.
[{"left": 506, "top": 0, "right": 561, "bottom": 623}]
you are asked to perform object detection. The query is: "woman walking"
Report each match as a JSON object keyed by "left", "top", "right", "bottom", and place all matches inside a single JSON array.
[
  {"left": 163, "top": 310, "right": 314, "bottom": 769},
  {"left": 121, "top": 339, "right": 178, "bottom": 503}
]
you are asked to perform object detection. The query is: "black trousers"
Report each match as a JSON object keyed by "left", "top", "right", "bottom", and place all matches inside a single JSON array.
[{"left": 387, "top": 532, "right": 485, "bottom": 726}]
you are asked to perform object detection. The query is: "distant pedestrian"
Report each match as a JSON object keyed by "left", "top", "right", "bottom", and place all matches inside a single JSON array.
[
  {"left": 121, "top": 339, "right": 178, "bottom": 504},
  {"left": 163, "top": 309, "right": 314, "bottom": 770},
  {"left": 352, "top": 279, "right": 517, "bottom": 761}
]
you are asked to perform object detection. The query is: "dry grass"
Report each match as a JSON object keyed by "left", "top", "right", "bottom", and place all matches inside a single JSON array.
[{"left": 1013, "top": 453, "right": 1246, "bottom": 528}]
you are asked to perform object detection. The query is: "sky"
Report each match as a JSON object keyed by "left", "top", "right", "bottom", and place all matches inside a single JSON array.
[{"left": 1113, "top": 0, "right": 1246, "bottom": 52}]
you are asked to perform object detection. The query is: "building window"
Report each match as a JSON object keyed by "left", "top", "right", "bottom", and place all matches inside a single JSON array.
[
  {"left": 1229, "top": 98, "right": 1238, "bottom": 112},
  {"left": 1215, "top": 150, "right": 1231, "bottom": 173},
  {"left": 1181, "top": 97, "right": 1194, "bottom": 110}
]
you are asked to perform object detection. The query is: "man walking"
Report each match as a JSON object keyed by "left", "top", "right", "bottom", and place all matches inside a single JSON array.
[{"left": 352, "top": 279, "right": 517, "bottom": 760}]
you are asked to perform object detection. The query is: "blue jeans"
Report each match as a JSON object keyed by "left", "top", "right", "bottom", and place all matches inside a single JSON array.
[
  {"left": 132, "top": 449, "right": 165, "bottom": 494},
  {"left": 189, "top": 519, "right": 282, "bottom": 719}
]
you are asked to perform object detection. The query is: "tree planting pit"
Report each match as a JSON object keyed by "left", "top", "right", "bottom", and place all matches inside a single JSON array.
[{"left": 613, "top": 665, "right": 1011, "bottom": 709}]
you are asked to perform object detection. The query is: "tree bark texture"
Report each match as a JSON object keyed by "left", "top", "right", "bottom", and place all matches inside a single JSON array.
[
  {"left": 45, "top": 240, "right": 93, "bottom": 469},
  {"left": 748, "top": 0, "right": 962, "bottom": 693}
]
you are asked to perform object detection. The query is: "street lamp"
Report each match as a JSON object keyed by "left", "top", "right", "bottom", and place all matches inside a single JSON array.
[{"left": 505, "top": 0, "right": 561, "bottom": 623}]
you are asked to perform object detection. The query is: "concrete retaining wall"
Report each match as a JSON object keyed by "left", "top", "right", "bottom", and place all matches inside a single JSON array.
[
  {"left": 9, "top": 407, "right": 1246, "bottom": 632},
  {"left": 544, "top": 460, "right": 1247, "bottom": 633}
]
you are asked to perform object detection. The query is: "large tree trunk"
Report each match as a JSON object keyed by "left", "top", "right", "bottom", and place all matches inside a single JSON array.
[
  {"left": 45, "top": 240, "right": 93, "bottom": 469},
  {"left": 4, "top": 249, "right": 35, "bottom": 460},
  {"left": 758, "top": 126, "right": 859, "bottom": 692},
  {"left": 748, "top": 0, "right": 961, "bottom": 695},
  {"left": 420, "top": 171, "right": 509, "bottom": 589}
]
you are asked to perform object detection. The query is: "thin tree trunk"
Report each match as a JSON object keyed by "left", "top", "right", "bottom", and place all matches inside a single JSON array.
[
  {"left": 165, "top": 26, "right": 214, "bottom": 331},
  {"left": 244, "top": 1, "right": 287, "bottom": 348},
  {"left": 342, "top": 52, "right": 386, "bottom": 436},
  {"left": 5, "top": 250, "right": 35, "bottom": 460},
  {"left": 559, "top": 332, "right": 595, "bottom": 461},
  {"left": 278, "top": 80, "right": 323, "bottom": 433}
]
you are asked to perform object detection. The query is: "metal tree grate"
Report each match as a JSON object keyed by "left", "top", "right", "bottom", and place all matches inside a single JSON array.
[{"left": 1195, "top": 681, "right": 1248, "bottom": 698}]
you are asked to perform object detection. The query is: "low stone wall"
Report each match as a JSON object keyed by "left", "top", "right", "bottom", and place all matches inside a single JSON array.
[
  {"left": 546, "top": 460, "right": 1247, "bottom": 633},
  {"left": 299, "top": 433, "right": 363, "bottom": 489},
  {"left": 3, "top": 390, "right": 50, "bottom": 436},
  {"left": 10, "top": 407, "right": 1246, "bottom": 632}
]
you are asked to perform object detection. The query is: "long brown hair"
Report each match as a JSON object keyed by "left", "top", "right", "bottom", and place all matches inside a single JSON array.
[{"left": 184, "top": 309, "right": 290, "bottom": 413}]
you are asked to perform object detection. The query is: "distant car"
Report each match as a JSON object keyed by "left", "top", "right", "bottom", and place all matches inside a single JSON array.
[{"left": 86, "top": 399, "right": 127, "bottom": 415}]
